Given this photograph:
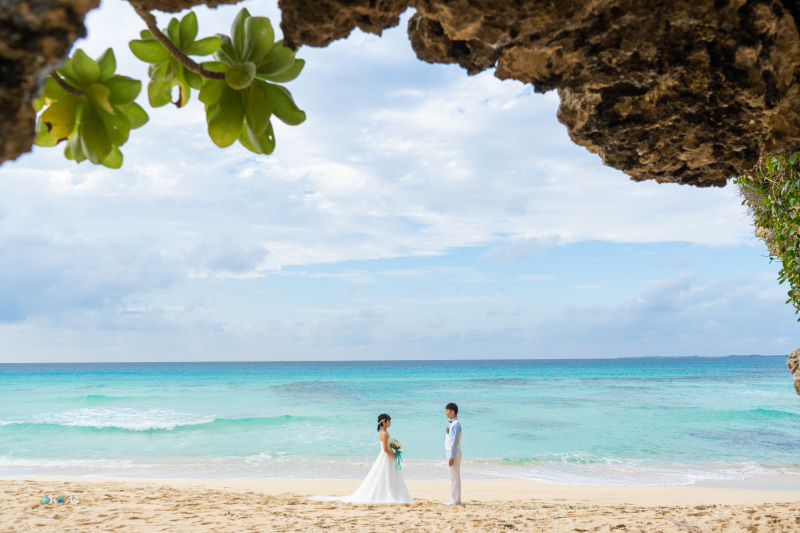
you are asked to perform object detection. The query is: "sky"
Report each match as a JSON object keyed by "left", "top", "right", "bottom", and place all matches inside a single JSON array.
[{"left": 1, "top": 0, "right": 798, "bottom": 362}]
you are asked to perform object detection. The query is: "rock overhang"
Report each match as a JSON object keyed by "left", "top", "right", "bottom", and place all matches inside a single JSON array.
[{"left": 2, "top": 0, "right": 800, "bottom": 187}]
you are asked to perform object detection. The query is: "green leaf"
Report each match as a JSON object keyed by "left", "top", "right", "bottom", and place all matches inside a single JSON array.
[
  {"left": 243, "top": 17, "right": 274, "bottom": 63},
  {"left": 202, "top": 61, "right": 229, "bottom": 73},
  {"left": 238, "top": 126, "right": 259, "bottom": 154},
  {"left": 102, "top": 75, "right": 141, "bottom": 105},
  {"left": 57, "top": 59, "right": 80, "bottom": 87},
  {"left": 176, "top": 82, "right": 190, "bottom": 108},
  {"left": 130, "top": 39, "right": 171, "bottom": 64},
  {"left": 117, "top": 102, "right": 149, "bottom": 129},
  {"left": 791, "top": 154, "right": 798, "bottom": 165},
  {"left": 140, "top": 30, "right": 154, "bottom": 40},
  {"left": 162, "top": 59, "right": 178, "bottom": 82},
  {"left": 259, "top": 58, "right": 304, "bottom": 83},
  {"left": 40, "top": 95, "right": 79, "bottom": 139},
  {"left": 66, "top": 130, "right": 86, "bottom": 162},
  {"left": 225, "top": 62, "right": 256, "bottom": 90},
  {"left": 80, "top": 108, "right": 112, "bottom": 165},
  {"left": 33, "top": 93, "right": 46, "bottom": 113},
  {"left": 174, "top": 69, "right": 190, "bottom": 108},
  {"left": 72, "top": 49, "right": 101, "bottom": 87},
  {"left": 179, "top": 11, "right": 199, "bottom": 48},
  {"left": 102, "top": 146, "right": 124, "bottom": 169},
  {"left": 43, "top": 76, "right": 72, "bottom": 102},
  {"left": 205, "top": 101, "right": 219, "bottom": 123},
  {"left": 167, "top": 18, "right": 180, "bottom": 45},
  {"left": 148, "top": 80, "right": 173, "bottom": 107},
  {"left": 199, "top": 79, "right": 227, "bottom": 106},
  {"left": 207, "top": 88, "right": 245, "bottom": 148},
  {"left": 246, "top": 120, "right": 275, "bottom": 154},
  {"left": 86, "top": 83, "right": 114, "bottom": 114},
  {"left": 256, "top": 41, "right": 295, "bottom": 76},
  {"left": 100, "top": 108, "right": 132, "bottom": 146},
  {"left": 148, "top": 61, "right": 169, "bottom": 81},
  {"left": 97, "top": 49, "right": 117, "bottom": 80},
  {"left": 184, "top": 69, "right": 204, "bottom": 90},
  {"left": 34, "top": 118, "right": 59, "bottom": 147},
  {"left": 231, "top": 8, "right": 251, "bottom": 59},
  {"left": 245, "top": 81, "right": 272, "bottom": 136},
  {"left": 186, "top": 36, "right": 221, "bottom": 56},
  {"left": 263, "top": 83, "right": 305, "bottom": 125},
  {"left": 212, "top": 35, "right": 237, "bottom": 65}
]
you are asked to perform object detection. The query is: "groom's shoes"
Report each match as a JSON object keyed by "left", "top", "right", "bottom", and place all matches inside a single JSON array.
[{"left": 442, "top": 501, "right": 462, "bottom": 505}]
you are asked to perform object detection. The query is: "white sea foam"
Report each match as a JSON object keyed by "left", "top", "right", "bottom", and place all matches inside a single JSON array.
[
  {"left": 2, "top": 453, "right": 798, "bottom": 485},
  {"left": 0, "top": 456, "right": 137, "bottom": 469},
  {"left": 3, "top": 408, "right": 215, "bottom": 431},
  {"left": 459, "top": 458, "right": 800, "bottom": 486}
]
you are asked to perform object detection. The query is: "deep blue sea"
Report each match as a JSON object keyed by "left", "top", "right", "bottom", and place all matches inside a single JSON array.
[{"left": 1, "top": 358, "right": 799, "bottom": 485}]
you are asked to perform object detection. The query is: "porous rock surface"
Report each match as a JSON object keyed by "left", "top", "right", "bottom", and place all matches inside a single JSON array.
[
  {"left": 3, "top": 0, "right": 800, "bottom": 181},
  {"left": 1, "top": 0, "right": 99, "bottom": 163},
  {"left": 279, "top": 0, "right": 800, "bottom": 187},
  {"left": 789, "top": 347, "right": 800, "bottom": 395}
]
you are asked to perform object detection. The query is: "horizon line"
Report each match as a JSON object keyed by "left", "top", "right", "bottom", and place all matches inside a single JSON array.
[{"left": 0, "top": 354, "right": 788, "bottom": 365}]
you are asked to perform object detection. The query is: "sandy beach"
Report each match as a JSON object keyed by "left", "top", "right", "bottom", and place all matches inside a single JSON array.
[{"left": 3, "top": 477, "right": 799, "bottom": 532}]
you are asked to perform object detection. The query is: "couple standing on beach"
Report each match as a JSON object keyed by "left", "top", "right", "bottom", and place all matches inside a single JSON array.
[{"left": 312, "top": 403, "right": 462, "bottom": 505}]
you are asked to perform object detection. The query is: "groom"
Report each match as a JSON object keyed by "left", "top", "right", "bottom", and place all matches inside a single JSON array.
[{"left": 444, "top": 402, "right": 462, "bottom": 505}]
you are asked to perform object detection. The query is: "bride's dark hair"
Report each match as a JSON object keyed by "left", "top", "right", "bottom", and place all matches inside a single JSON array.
[{"left": 377, "top": 414, "right": 391, "bottom": 432}]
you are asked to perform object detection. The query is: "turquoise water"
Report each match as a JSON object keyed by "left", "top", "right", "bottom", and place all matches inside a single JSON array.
[{"left": 1, "top": 358, "right": 799, "bottom": 485}]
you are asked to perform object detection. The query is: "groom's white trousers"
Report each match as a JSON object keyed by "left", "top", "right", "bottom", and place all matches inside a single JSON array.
[{"left": 449, "top": 450, "right": 462, "bottom": 503}]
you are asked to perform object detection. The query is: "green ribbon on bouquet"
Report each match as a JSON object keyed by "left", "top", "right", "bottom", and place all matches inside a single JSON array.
[{"left": 394, "top": 450, "right": 403, "bottom": 469}]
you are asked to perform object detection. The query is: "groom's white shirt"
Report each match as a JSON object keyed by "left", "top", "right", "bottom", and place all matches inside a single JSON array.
[{"left": 445, "top": 417, "right": 462, "bottom": 459}]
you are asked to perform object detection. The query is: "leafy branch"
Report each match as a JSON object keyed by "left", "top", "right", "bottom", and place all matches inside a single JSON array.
[
  {"left": 735, "top": 148, "right": 800, "bottom": 319},
  {"left": 51, "top": 73, "right": 84, "bottom": 96},
  {"left": 33, "top": 6, "right": 306, "bottom": 168},
  {"left": 130, "top": 3, "right": 225, "bottom": 81}
]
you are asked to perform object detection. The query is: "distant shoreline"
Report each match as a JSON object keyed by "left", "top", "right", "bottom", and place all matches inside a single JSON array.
[{"left": 0, "top": 354, "right": 790, "bottom": 365}]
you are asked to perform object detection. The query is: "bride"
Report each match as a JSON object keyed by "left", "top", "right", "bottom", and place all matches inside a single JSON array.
[{"left": 311, "top": 414, "right": 414, "bottom": 504}]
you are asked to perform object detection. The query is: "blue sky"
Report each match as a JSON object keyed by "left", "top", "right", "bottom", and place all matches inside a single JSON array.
[{"left": 1, "top": 0, "right": 797, "bottom": 361}]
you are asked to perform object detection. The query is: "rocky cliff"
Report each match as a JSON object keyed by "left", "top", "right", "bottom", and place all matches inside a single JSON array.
[
  {"left": 1, "top": 0, "right": 99, "bottom": 163},
  {"left": 3, "top": 0, "right": 800, "bottom": 185},
  {"left": 789, "top": 347, "right": 800, "bottom": 394},
  {"left": 279, "top": 0, "right": 800, "bottom": 187}
]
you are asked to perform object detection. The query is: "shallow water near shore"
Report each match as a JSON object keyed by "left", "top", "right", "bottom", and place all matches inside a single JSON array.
[{"left": 1, "top": 357, "right": 798, "bottom": 485}]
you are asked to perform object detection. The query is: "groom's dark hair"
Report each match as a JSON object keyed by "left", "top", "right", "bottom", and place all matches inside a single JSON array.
[{"left": 446, "top": 402, "right": 458, "bottom": 415}]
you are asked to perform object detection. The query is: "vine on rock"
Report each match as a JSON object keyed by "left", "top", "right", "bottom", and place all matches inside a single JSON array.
[
  {"left": 735, "top": 149, "right": 800, "bottom": 319},
  {"left": 33, "top": 6, "right": 305, "bottom": 168}
]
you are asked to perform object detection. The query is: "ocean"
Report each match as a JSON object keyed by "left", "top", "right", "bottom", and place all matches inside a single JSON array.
[{"left": 1, "top": 358, "right": 799, "bottom": 486}]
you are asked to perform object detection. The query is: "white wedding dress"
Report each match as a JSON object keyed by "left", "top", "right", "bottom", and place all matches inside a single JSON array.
[{"left": 311, "top": 432, "right": 414, "bottom": 504}]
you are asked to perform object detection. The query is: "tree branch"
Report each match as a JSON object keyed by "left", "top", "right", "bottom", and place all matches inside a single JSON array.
[
  {"left": 51, "top": 73, "right": 83, "bottom": 96},
  {"left": 131, "top": 3, "right": 226, "bottom": 81}
]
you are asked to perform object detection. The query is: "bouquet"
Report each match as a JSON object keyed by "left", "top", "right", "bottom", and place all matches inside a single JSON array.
[{"left": 389, "top": 439, "right": 403, "bottom": 469}]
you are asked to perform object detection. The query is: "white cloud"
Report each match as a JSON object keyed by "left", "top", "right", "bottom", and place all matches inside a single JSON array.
[
  {"left": 301, "top": 310, "right": 385, "bottom": 346},
  {"left": 0, "top": 1, "right": 782, "bottom": 360},
  {"left": 535, "top": 273, "right": 799, "bottom": 354}
]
